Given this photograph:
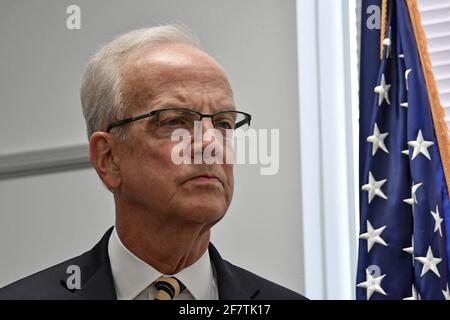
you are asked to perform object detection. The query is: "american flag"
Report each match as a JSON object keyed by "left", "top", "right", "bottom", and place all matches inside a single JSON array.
[{"left": 356, "top": 0, "right": 450, "bottom": 300}]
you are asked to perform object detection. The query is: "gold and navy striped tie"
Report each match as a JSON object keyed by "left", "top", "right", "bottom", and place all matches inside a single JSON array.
[{"left": 154, "top": 276, "right": 186, "bottom": 300}]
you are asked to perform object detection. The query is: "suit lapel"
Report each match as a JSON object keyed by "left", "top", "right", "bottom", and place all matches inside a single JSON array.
[
  {"left": 67, "top": 262, "right": 116, "bottom": 300},
  {"left": 60, "top": 227, "right": 117, "bottom": 300},
  {"left": 208, "top": 243, "right": 260, "bottom": 300}
]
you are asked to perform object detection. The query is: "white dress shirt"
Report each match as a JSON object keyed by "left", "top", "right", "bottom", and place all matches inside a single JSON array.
[{"left": 108, "top": 227, "right": 219, "bottom": 300}]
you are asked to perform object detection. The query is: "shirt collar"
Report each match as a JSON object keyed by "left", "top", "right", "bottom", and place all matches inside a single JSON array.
[
  {"left": 108, "top": 227, "right": 215, "bottom": 300},
  {"left": 172, "top": 245, "right": 216, "bottom": 300}
]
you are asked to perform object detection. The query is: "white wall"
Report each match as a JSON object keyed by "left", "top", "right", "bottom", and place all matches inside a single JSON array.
[
  {"left": 0, "top": 0, "right": 305, "bottom": 294},
  {"left": 0, "top": 169, "right": 115, "bottom": 286}
]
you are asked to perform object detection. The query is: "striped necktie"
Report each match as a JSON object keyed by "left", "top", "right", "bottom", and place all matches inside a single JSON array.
[{"left": 154, "top": 276, "right": 186, "bottom": 300}]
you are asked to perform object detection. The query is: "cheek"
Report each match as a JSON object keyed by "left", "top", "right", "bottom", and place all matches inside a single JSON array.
[
  {"left": 223, "top": 164, "right": 234, "bottom": 199},
  {"left": 121, "top": 141, "right": 177, "bottom": 192},
  {"left": 145, "top": 144, "right": 181, "bottom": 186}
]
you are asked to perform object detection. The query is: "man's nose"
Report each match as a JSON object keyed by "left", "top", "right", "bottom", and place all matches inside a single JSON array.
[
  {"left": 200, "top": 116, "right": 215, "bottom": 130},
  {"left": 191, "top": 117, "right": 222, "bottom": 160}
]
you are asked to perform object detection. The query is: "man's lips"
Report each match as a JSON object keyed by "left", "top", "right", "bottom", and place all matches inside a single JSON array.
[{"left": 186, "top": 174, "right": 222, "bottom": 185}]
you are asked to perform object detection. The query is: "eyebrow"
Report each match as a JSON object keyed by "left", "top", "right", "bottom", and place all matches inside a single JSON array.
[{"left": 149, "top": 103, "right": 236, "bottom": 114}]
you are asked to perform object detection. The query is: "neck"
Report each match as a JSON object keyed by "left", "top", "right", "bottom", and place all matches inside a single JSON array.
[{"left": 114, "top": 204, "right": 211, "bottom": 275}]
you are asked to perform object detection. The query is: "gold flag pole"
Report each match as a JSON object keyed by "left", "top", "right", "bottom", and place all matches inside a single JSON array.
[{"left": 380, "top": 0, "right": 388, "bottom": 59}]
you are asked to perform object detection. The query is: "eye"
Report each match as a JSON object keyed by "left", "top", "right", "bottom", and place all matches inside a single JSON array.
[
  {"left": 215, "top": 120, "right": 234, "bottom": 130},
  {"left": 160, "top": 117, "right": 187, "bottom": 127},
  {"left": 214, "top": 113, "right": 236, "bottom": 130}
]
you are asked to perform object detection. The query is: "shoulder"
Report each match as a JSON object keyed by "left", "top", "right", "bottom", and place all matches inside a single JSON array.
[
  {"left": 223, "top": 260, "right": 308, "bottom": 300},
  {"left": 0, "top": 254, "right": 84, "bottom": 299},
  {"left": 0, "top": 228, "right": 113, "bottom": 300},
  {"left": 208, "top": 242, "right": 307, "bottom": 300}
]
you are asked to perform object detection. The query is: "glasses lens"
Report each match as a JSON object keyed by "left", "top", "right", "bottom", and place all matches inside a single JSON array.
[
  {"left": 215, "top": 112, "right": 249, "bottom": 130},
  {"left": 155, "top": 109, "right": 250, "bottom": 140},
  {"left": 214, "top": 112, "right": 250, "bottom": 141},
  {"left": 157, "top": 109, "right": 199, "bottom": 136}
]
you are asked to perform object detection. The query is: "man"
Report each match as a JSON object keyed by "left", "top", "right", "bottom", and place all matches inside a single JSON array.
[{"left": 0, "top": 25, "right": 306, "bottom": 300}]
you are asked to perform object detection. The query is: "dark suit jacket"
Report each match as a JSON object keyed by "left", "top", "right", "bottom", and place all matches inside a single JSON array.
[{"left": 0, "top": 227, "right": 307, "bottom": 300}]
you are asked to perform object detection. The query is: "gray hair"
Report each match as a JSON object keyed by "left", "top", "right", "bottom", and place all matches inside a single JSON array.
[{"left": 80, "top": 24, "right": 200, "bottom": 139}]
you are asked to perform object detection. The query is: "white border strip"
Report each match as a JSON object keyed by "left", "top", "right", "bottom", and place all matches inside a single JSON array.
[
  {"left": 297, "top": 0, "right": 357, "bottom": 300},
  {"left": 297, "top": 0, "right": 326, "bottom": 300}
]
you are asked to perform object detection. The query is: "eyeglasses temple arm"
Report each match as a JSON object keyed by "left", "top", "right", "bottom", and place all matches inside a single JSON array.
[
  {"left": 107, "top": 112, "right": 155, "bottom": 131},
  {"left": 234, "top": 116, "right": 251, "bottom": 129}
]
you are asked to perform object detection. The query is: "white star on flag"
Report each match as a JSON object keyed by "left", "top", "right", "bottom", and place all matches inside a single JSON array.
[
  {"left": 383, "top": 37, "right": 391, "bottom": 59},
  {"left": 359, "top": 220, "right": 388, "bottom": 252},
  {"left": 431, "top": 205, "right": 443, "bottom": 237},
  {"left": 403, "top": 182, "right": 422, "bottom": 206},
  {"left": 443, "top": 284, "right": 450, "bottom": 300},
  {"left": 362, "top": 171, "right": 388, "bottom": 204},
  {"left": 357, "top": 268, "right": 387, "bottom": 300},
  {"left": 367, "top": 123, "right": 389, "bottom": 155},
  {"left": 408, "top": 129, "right": 434, "bottom": 160},
  {"left": 374, "top": 74, "right": 391, "bottom": 106},
  {"left": 405, "top": 69, "right": 412, "bottom": 91},
  {"left": 414, "top": 247, "right": 442, "bottom": 278},
  {"left": 403, "top": 284, "right": 420, "bottom": 300},
  {"left": 402, "top": 236, "right": 414, "bottom": 256}
]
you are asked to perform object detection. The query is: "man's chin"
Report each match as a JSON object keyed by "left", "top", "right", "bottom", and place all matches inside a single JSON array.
[{"left": 176, "top": 202, "right": 227, "bottom": 224}]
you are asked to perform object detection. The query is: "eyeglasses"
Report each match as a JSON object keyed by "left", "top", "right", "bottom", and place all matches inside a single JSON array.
[{"left": 107, "top": 107, "right": 252, "bottom": 137}]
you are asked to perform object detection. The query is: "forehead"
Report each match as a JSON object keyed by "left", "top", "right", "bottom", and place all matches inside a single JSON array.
[{"left": 121, "top": 44, "right": 235, "bottom": 112}]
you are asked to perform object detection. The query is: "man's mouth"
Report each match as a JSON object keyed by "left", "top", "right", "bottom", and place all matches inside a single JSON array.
[{"left": 186, "top": 174, "right": 222, "bottom": 186}]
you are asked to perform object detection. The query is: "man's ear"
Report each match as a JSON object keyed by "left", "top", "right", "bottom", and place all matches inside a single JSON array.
[{"left": 89, "top": 132, "right": 122, "bottom": 190}]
